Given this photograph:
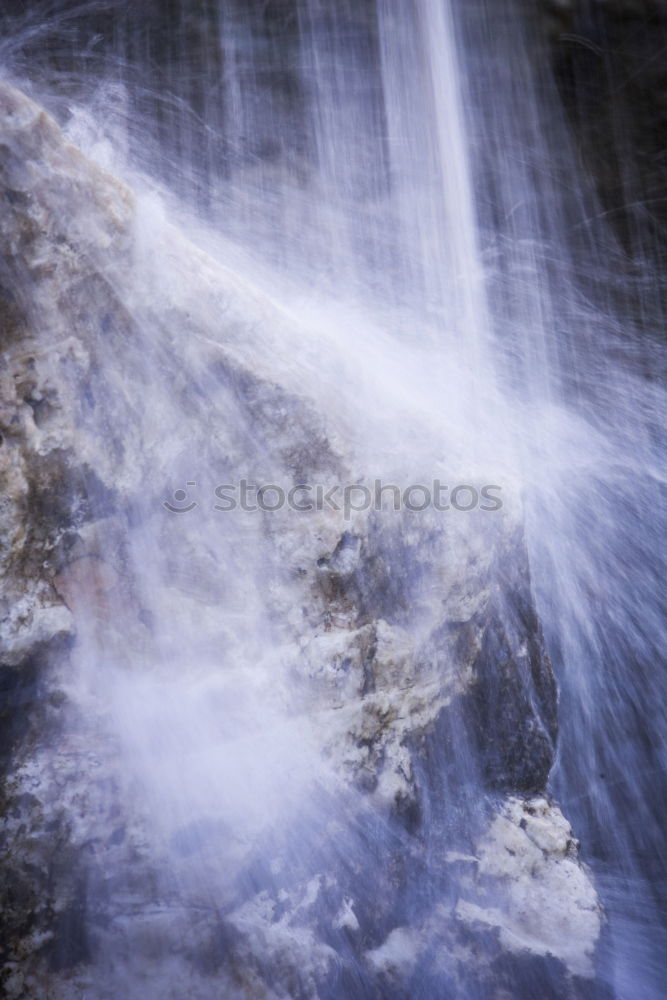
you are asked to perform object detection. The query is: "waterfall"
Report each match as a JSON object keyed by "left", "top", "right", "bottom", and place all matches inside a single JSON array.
[{"left": 0, "top": 2, "right": 665, "bottom": 999}]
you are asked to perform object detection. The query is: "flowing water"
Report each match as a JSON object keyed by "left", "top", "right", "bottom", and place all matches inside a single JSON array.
[{"left": 1, "top": 1, "right": 666, "bottom": 998}]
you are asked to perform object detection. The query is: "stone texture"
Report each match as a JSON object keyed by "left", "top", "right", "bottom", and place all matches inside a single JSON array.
[
  {"left": 455, "top": 797, "right": 602, "bottom": 979},
  {"left": 0, "top": 84, "right": 602, "bottom": 999}
]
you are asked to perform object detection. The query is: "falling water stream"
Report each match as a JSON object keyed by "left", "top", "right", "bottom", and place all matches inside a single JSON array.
[{"left": 1, "top": 1, "right": 666, "bottom": 998}]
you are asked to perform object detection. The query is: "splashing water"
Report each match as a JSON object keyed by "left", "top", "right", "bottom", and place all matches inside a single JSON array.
[{"left": 1, "top": 1, "right": 665, "bottom": 998}]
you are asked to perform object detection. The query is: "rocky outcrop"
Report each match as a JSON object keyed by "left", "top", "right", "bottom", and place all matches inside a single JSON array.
[
  {"left": 455, "top": 797, "right": 601, "bottom": 977},
  {"left": 0, "top": 84, "right": 603, "bottom": 999}
]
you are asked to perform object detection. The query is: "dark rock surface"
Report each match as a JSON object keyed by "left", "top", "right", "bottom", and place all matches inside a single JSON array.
[
  {"left": 1, "top": 0, "right": 665, "bottom": 251},
  {"left": 542, "top": 0, "right": 667, "bottom": 263}
]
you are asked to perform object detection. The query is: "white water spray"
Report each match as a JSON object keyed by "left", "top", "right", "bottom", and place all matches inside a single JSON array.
[{"left": 0, "top": 2, "right": 665, "bottom": 998}]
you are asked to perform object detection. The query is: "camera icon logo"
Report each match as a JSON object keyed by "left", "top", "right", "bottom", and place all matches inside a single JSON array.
[{"left": 163, "top": 482, "right": 198, "bottom": 513}]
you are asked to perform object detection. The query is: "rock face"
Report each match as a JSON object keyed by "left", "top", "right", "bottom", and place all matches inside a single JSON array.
[
  {"left": 541, "top": 0, "right": 667, "bottom": 262},
  {"left": 2, "top": 0, "right": 666, "bottom": 263},
  {"left": 455, "top": 797, "right": 601, "bottom": 979},
  {"left": 0, "top": 85, "right": 603, "bottom": 999}
]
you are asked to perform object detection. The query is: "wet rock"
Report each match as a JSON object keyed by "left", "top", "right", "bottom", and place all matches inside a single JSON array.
[
  {"left": 454, "top": 796, "right": 602, "bottom": 979},
  {"left": 0, "top": 83, "right": 601, "bottom": 1000}
]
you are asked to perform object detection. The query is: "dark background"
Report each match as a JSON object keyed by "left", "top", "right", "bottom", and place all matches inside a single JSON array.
[{"left": 1, "top": 0, "right": 667, "bottom": 264}]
